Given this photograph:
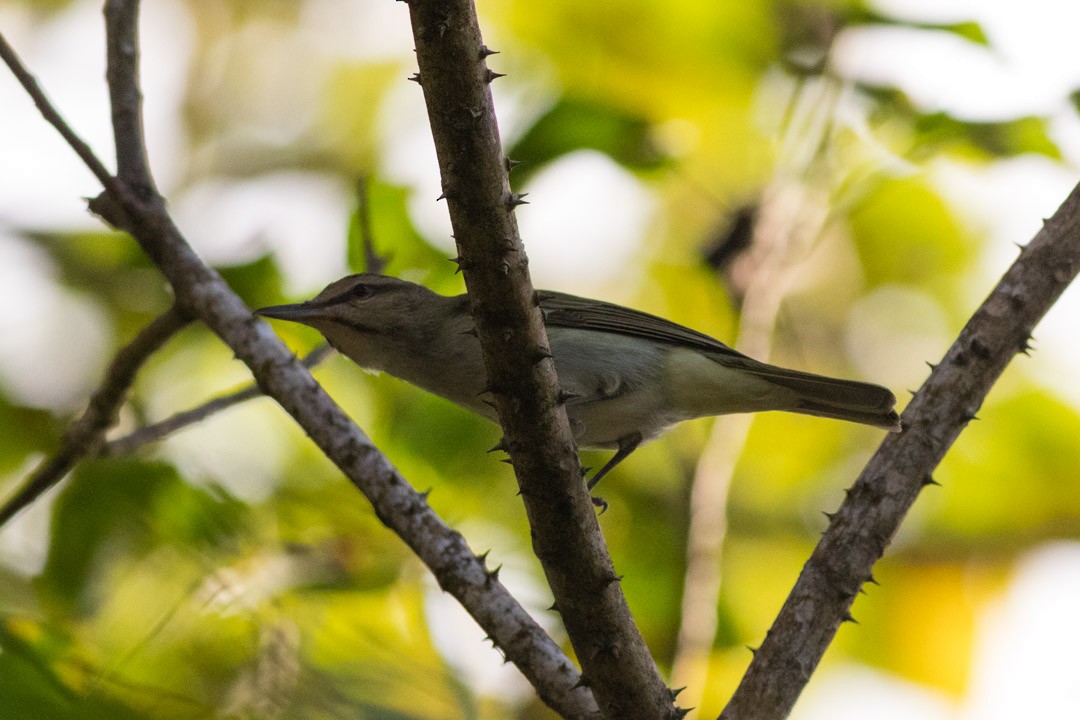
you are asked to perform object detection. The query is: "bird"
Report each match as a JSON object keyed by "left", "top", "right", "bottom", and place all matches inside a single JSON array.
[{"left": 257, "top": 273, "right": 900, "bottom": 491}]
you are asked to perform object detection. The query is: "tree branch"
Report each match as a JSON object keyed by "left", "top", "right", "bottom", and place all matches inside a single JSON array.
[
  {"left": 0, "top": 27, "right": 113, "bottom": 188},
  {"left": 0, "top": 15, "right": 597, "bottom": 719},
  {"left": 355, "top": 175, "right": 390, "bottom": 274},
  {"left": 405, "top": 2, "right": 678, "bottom": 718},
  {"left": 104, "top": 0, "right": 155, "bottom": 194},
  {"left": 673, "top": 155, "right": 832, "bottom": 703},
  {"left": 720, "top": 183, "right": 1080, "bottom": 719},
  {"left": 0, "top": 304, "right": 191, "bottom": 527},
  {"left": 100, "top": 345, "right": 331, "bottom": 458}
]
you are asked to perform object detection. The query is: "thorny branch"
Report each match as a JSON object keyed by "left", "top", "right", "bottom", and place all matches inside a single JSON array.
[
  {"left": 100, "top": 345, "right": 333, "bottom": 457},
  {"left": 720, "top": 183, "right": 1080, "bottom": 719},
  {"left": 0, "top": 304, "right": 191, "bottom": 526},
  {"left": 405, "top": 0, "right": 678, "bottom": 717},
  {"left": 0, "top": 7, "right": 597, "bottom": 718}
]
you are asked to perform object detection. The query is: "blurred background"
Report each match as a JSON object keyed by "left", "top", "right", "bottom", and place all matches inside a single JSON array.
[{"left": 1, "top": 0, "right": 1079, "bottom": 718}]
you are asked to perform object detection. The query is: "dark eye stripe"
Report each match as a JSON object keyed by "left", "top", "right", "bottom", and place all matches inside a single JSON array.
[{"left": 315, "top": 283, "right": 374, "bottom": 307}]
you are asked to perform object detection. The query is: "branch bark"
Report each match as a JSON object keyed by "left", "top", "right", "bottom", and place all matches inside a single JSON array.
[
  {"left": 720, "top": 183, "right": 1080, "bottom": 719},
  {"left": 674, "top": 80, "right": 841, "bottom": 708},
  {"left": 100, "top": 344, "right": 332, "bottom": 457},
  {"left": 0, "top": 304, "right": 191, "bottom": 526},
  {"left": 405, "top": 2, "right": 678, "bottom": 717},
  {"left": 673, "top": 169, "right": 831, "bottom": 703},
  {"left": 0, "top": 12, "right": 598, "bottom": 719}
]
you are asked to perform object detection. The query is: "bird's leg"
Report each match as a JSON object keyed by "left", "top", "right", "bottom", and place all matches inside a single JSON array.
[{"left": 587, "top": 432, "right": 643, "bottom": 511}]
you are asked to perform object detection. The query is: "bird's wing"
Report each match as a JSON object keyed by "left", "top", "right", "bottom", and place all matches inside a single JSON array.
[{"left": 538, "top": 291, "right": 749, "bottom": 362}]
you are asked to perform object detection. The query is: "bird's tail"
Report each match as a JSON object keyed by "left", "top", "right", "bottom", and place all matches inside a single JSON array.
[{"left": 743, "top": 362, "right": 902, "bottom": 431}]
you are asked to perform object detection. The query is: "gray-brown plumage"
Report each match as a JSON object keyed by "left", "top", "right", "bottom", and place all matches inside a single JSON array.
[{"left": 258, "top": 274, "right": 900, "bottom": 487}]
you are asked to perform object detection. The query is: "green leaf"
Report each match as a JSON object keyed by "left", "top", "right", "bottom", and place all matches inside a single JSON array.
[
  {"left": 218, "top": 254, "right": 285, "bottom": 312},
  {"left": 507, "top": 97, "right": 668, "bottom": 186},
  {"left": 0, "top": 399, "right": 58, "bottom": 476},
  {"left": 847, "top": 176, "right": 972, "bottom": 290},
  {"left": 846, "top": 10, "right": 990, "bottom": 47},
  {"left": 38, "top": 460, "right": 247, "bottom": 618},
  {"left": 0, "top": 617, "right": 147, "bottom": 720},
  {"left": 913, "top": 113, "right": 1062, "bottom": 160},
  {"left": 319, "top": 61, "right": 402, "bottom": 173}
]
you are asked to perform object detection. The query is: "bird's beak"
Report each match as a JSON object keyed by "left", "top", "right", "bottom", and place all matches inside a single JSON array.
[{"left": 255, "top": 302, "right": 324, "bottom": 323}]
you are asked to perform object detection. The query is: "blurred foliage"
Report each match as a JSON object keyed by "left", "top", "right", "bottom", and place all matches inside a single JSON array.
[{"left": 1, "top": 0, "right": 1078, "bottom": 718}]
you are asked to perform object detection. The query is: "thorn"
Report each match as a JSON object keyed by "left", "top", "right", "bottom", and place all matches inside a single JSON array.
[
  {"left": 499, "top": 458, "right": 513, "bottom": 465},
  {"left": 746, "top": 645, "right": 758, "bottom": 655},
  {"left": 908, "top": 389, "right": 917, "bottom": 397},
  {"left": 922, "top": 474, "right": 942, "bottom": 487},
  {"left": 461, "top": 327, "right": 478, "bottom": 337},
  {"left": 436, "top": 192, "right": 447, "bottom": 202},
  {"left": 531, "top": 346, "right": 554, "bottom": 362},
  {"left": 572, "top": 675, "right": 591, "bottom": 690},
  {"left": 407, "top": 72, "right": 422, "bottom": 85},
  {"left": 604, "top": 573, "right": 623, "bottom": 586},
  {"left": 592, "top": 496, "right": 609, "bottom": 514},
  {"left": 479, "top": 45, "right": 499, "bottom": 58},
  {"left": 669, "top": 687, "right": 687, "bottom": 701},
  {"left": 547, "top": 601, "right": 560, "bottom": 613},
  {"left": 486, "top": 564, "right": 502, "bottom": 583},
  {"left": 505, "top": 157, "right": 523, "bottom": 173},
  {"left": 674, "top": 707, "right": 693, "bottom": 720},
  {"left": 925, "top": 361, "right": 938, "bottom": 370},
  {"left": 481, "top": 398, "right": 496, "bottom": 410},
  {"left": 866, "top": 573, "right": 880, "bottom": 586},
  {"left": 505, "top": 192, "right": 529, "bottom": 209},
  {"left": 557, "top": 389, "right": 579, "bottom": 404},
  {"left": 841, "top": 611, "right": 858, "bottom": 624},
  {"left": 484, "top": 68, "right": 506, "bottom": 83},
  {"left": 486, "top": 439, "right": 508, "bottom": 453},
  {"left": 822, "top": 511, "right": 836, "bottom": 522},
  {"left": 418, "top": 488, "right": 432, "bottom": 501}
]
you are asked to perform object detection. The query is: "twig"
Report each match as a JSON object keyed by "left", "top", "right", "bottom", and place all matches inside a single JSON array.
[
  {"left": 672, "top": 80, "right": 837, "bottom": 706},
  {"left": 405, "top": 2, "right": 677, "bottom": 718},
  {"left": 355, "top": 176, "right": 390, "bottom": 274},
  {"left": 720, "top": 183, "right": 1080, "bottom": 719},
  {"left": 101, "top": 345, "right": 333, "bottom": 457},
  {"left": 2, "top": 17, "right": 597, "bottom": 719},
  {"left": 104, "top": 0, "right": 155, "bottom": 194},
  {"left": 0, "top": 304, "right": 191, "bottom": 527},
  {"left": 0, "top": 26, "right": 114, "bottom": 189}
]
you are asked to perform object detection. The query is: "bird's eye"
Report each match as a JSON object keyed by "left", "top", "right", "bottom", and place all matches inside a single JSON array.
[{"left": 349, "top": 283, "right": 374, "bottom": 300}]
